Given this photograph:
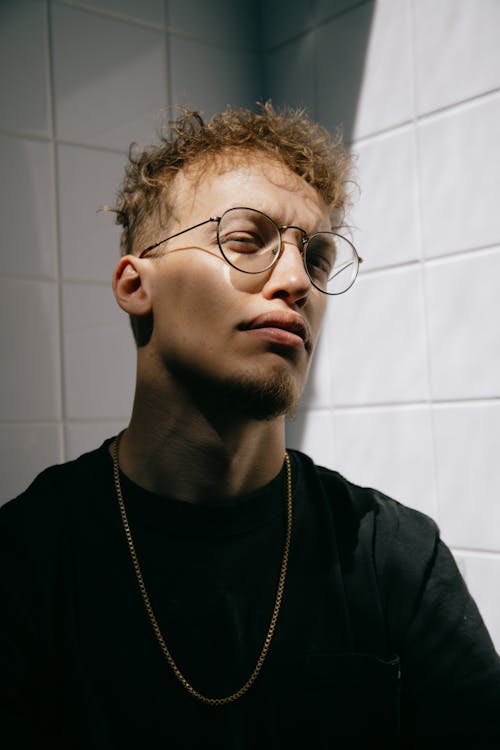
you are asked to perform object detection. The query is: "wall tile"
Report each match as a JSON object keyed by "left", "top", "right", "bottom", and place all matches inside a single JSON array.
[
  {"left": 317, "top": 0, "right": 412, "bottom": 142},
  {"left": 298, "top": 316, "right": 333, "bottom": 411},
  {"left": 418, "top": 96, "right": 500, "bottom": 257},
  {"left": 456, "top": 554, "right": 500, "bottom": 652},
  {"left": 332, "top": 406, "right": 437, "bottom": 518},
  {"left": 351, "top": 127, "right": 419, "bottom": 268},
  {"left": 260, "top": 0, "right": 315, "bottom": 50},
  {"left": 0, "top": 0, "right": 50, "bottom": 136},
  {"left": 0, "top": 279, "right": 61, "bottom": 421},
  {"left": 328, "top": 266, "right": 429, "bottom": 405},
  {"left": 414, "top": 0, "right": 500, "bottom": 115},
  {"left": 169, "top": 0, "right": 258, "bottom": 48},
  {"left": 426, "top": 249, "right": 500, "bottom": 400},
  {"left": 169, "top": 36, "right": 261, "bottom": 117},
  {"left": 52, "top": 4, "right": 167, "bottom": 149},
  {"left": 65, "top": 419, "right": 128, "bottom": 461},
  {"left": 76, "top": 0, "right": 165, "bottom": 25},
  {"left": 58, "top": 144, "right": 126, "bottom": 282},
  {"left": 286, "top": 409, "right": 335, "bottom": 469},
  {"left": 62, "top": 283, "right": 135, "bottom": 420},
  {"left": 433, "top": 403, "right": 500, "bottom": 551},
  {"left": 265, "top": 32, "right": 316, "bottom": 113},
  {"left": 0, "top": 134, "right": 57, "bottom": 279},
  {"left": 0, "top": 422, "right": 63, "bottom": 504}
]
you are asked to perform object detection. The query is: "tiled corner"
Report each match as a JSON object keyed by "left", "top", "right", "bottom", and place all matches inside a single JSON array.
[
  {"left": 418, "top": 96, "right": 500, "bottom": 258},
  {"left": 414, "top": 0, "right": 500, "bottom": 115},
  {"left": 77, "top": 0, "right": 165, "bottom": 26},
  {"left": 286, "top": 409, "right": 335, "bottom": 469},
  {"left": 169, "top": 0, "right": 258, "bottom": 49},
  {"left": 316, "top": 2, "right": 375, "bottom": 142},
  {"left": 62, "top": 282, "right": 135, "bottom": 420},
  {"left": 51, "top": 3, "right": 167, "bottom": 149},
  {"left": 57, "top": 144, "right": 126, "bottom": 282},
  {"left": 332, "top": 405, "right": 437, "bottom": 518},
  {"left": 351, "top": 127, "right": 419, "bottom": 268},
  {"left": 0, "top": 422, "right": 63, "bottom": 504},
  {"left": 169, "top": 36, "right": 261, "bottom": 117},
  {"left": 318, "top": 0, "right": 413, "bottom": 142},
  {"left": 65, "top": 419, "right": 128, "bottom": 461},
  {"left": 352, "top": 0, "right": 413, "bottom": 138},
  {"left": 425, "top": 249, "right": 500, "bottom": 401},
  {"left": 0, "top": 133, "right": 57, "bottom": 279},
  {"left": 456, "top": 554, "right": 500, "bottom": 653},
  {"left": 0, "top": 279, "right": 61, "bottom": 421},
  {"left": 265, "top": 32, "right": 316, "bottom": 113},
  {"left": 433, "top": 402, "right": 500, "bottom": 551},
  {"left": 0, "top": 0, "right": 50, "bottom": 136},
  {"left": 260, "top": 0, "right": 315, "bottom": 50},
  {"left": 328, "top": 266, "right": 429, "bottom": 406}
]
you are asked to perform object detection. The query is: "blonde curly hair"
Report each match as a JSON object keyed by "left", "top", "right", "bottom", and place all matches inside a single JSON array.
[{"left": 114, "top": 102, "right": 354, "bottom": 258}]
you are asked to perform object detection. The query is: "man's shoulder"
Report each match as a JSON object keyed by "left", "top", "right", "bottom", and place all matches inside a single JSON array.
[
  {"left": 290, "top": 450, "right": 443, "bottom": 628},
  {"left": 289, "top": 448, "right": 440, "bottom": 550},
  {"left": 0, "top": 438, "right": 113, "bottom": 527}
]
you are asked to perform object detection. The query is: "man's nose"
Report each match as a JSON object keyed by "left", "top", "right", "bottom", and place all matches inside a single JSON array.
[{"left": 262, "top": 237, "right": 312, "bottom": 306}]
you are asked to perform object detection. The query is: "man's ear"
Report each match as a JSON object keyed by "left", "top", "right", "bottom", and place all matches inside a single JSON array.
[{"left": 112, "top": 255, "right": 152, "bottom": 316}]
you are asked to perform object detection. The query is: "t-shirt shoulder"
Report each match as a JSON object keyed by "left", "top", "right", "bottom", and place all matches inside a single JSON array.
[
  {"left": 288, "top": 448, "right": 440, "bottom": 564},
  {"left": 0, "top": 438, "right": 113, "bottom": 523}
]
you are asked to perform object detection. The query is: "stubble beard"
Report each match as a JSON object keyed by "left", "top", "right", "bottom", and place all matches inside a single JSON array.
[
  {"left": 172, "top": 359, "right": 302, "bottom": 422},
  {"left": 221, "top": 367, "right": 300, "bottom": 421}
]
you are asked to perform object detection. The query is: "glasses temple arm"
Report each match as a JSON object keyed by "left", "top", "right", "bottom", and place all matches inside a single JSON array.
[{"left": 139, "top": 217, "right": 218, "bottom": 258}]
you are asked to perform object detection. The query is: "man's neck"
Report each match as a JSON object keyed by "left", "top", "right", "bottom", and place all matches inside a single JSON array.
[{"left": 114, "top": 376, "right": 287, "bottom": 505}]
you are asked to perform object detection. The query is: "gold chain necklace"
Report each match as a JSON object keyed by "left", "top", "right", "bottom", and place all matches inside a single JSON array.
[{"left": 111, "top": 436, "right": 292, "bottom": 706}]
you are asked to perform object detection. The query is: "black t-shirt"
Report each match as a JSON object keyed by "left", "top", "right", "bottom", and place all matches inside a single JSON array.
[{"left": 1, "top": 439, "right": 499, "bottom": 748}]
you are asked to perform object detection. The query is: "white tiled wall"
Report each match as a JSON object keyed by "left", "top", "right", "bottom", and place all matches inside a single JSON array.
[
  {"left": 265, "top": 0, "right": 500, "bottom": 649},
  {"left": 2, "top": 0, "right": 499, "bottom": 650},
  {"left": 0, "top": 0, "right": 261, "bottom": 493}
]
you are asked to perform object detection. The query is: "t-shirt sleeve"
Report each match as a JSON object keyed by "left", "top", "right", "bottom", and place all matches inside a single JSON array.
[{"left": 376, "top": 499, "right": 500, "bottom": 739}]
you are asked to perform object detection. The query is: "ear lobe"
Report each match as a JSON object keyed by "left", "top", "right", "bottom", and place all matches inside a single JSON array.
[{"left": 112, "top": 255, "right": 152, "bottom": 316}]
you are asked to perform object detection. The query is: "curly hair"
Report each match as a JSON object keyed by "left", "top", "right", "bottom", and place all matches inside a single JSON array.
[{"left": 114, "top": 102, "right": 355, "bottom": 258}]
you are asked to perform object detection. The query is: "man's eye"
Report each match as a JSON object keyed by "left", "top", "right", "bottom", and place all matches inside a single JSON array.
[
  {"left": 307, "top": 251, "right": 332, "bottom": 278},
  {"left": 221, "top": 233, "right": 265, "bottom": 253}
]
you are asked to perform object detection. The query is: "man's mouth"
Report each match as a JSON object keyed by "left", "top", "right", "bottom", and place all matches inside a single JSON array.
[{"left": 240, "top": 312, "right": 310, "bottom": 349}]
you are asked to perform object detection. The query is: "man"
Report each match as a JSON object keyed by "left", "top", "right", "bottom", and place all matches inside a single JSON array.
[{"left": 1, "top": 104, "right": 499, "bottom": 747}]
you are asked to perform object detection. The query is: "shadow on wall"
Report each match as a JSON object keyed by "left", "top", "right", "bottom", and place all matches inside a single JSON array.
[{"left": 260, "top": 1, "right": 375, "bottom": 432}]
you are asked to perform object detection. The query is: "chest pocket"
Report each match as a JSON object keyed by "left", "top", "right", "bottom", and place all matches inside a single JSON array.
[{"left": 299, "top": 652, "right": 401, "bottom": 740}]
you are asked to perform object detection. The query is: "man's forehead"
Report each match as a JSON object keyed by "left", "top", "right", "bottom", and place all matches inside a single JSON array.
[{"left": 169, "top": 150, "right": 328, "bottom": 225}]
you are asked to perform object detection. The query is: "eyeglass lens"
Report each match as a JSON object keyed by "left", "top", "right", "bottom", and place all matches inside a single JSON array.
[{"left": 217, "top": 208, "right": 358, "bottom": 295}]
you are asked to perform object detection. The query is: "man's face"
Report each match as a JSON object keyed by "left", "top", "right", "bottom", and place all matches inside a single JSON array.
[{"left": 142, "top": 154, "right": 330, "bottom": 419}]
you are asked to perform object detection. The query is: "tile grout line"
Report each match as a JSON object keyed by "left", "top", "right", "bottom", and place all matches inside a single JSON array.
[
  {"left": 300, "top": 396, "right": 500, "bottom": 413},
  {"left": 407, "top": 0, "right": 441, "bottom": 527},
  {"left": 46, "top": 0, "right": 67, "bottom": 463},
  {"left": 55, "top": 0, "right": 262, "bottom": 53},
  {"left": 54, "top": 0, "right": 167, "bottom": 32},
  {"left": 350, "top": 87, "right": 500, "bottom": 147},
  {"left": 451, "top": 548, "right": 500, "bottom": 560}
]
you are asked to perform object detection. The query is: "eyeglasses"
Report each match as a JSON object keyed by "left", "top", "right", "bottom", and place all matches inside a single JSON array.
[{"left": 139, "top": 206, "right": 363, "bottom": 295}]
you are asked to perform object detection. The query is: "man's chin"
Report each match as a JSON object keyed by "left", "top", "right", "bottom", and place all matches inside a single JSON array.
[
  {"left": 226, "top": 371, "right": 300, "bottom": 421},
  {"left": 172, "top": 361, "right": 301, "bottom": 421}
]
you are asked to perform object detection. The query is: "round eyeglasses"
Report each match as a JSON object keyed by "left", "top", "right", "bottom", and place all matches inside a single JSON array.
[{"left": 139, "top": 206, "right": 363, "bottom": 295}]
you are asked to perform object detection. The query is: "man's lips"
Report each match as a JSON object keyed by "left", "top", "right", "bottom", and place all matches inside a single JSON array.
[{"left": 240, "top": 311, "right": 310, "bottom": 348}]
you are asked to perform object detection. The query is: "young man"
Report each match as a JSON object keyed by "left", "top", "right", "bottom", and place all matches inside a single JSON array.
[{"left": 1, "top": 105, "right": 499, "bottom": 747}]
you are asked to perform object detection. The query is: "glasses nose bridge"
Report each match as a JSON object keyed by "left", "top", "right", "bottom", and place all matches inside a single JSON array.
[{"left": 278, "top": 224, "right": 308, "bottom": 257}]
